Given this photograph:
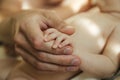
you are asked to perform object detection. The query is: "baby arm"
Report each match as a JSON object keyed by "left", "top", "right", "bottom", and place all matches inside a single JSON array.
[
  {"left": 101, "top": 26, "right": 120, "bottom": 77},
  {"left": 79, "top": 27, "right": 120, "bottom": 78}
]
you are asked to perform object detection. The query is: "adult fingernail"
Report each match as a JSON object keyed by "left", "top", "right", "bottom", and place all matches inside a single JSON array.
[
  {"left": 63, "top": 47, "right": 72, "bottom": 54},
  {"left": 71, "top": 59, "right": 79, "bottom": 65},
  {"left": 67, "top": 67, "right": 77, "bottom": 71}
]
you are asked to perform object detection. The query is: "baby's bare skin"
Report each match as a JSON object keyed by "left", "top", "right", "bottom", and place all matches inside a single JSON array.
[
  {"left": 0, "top": 0, "right": 120, "bottom": 80},
  {"left": 7, "top": 9, "right": 120, "bottom": 80},
  {"left": 44, "top": 28, "right": 71, "bottom": 49}
]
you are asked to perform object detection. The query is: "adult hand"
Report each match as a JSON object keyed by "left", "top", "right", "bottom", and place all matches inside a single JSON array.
[
  {"left": 12, "top": 10, "right": 80, "bottom": 71},
  {"left": 13, "top": 10, "right": 74, "bottom": 46}
]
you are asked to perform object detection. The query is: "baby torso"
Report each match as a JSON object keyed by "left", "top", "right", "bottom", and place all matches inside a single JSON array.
[{"left": 69, "top": 11, "right": 116, "bottom": 56}]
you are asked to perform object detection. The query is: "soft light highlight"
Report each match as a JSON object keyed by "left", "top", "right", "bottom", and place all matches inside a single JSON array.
[
  {"left": 81, "top": 18, "right": 100, "bottom": 37},
  {"left": 112, "top": 44, "right": 120, "bottom": 55},
  {"left": 22, "top": 0, "right": 31, "bottom": 10}
]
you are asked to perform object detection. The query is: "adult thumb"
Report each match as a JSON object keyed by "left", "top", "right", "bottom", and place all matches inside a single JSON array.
[{"left": 42, "top": 10, "right": 75, "bottom": 35}]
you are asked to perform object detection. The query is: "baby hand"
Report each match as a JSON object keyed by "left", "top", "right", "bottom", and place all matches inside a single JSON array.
[{"left": 44, "top": 28, "right": 71, "bottom": 49}]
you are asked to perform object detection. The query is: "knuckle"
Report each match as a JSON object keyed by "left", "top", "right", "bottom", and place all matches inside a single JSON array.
[
  {"left": 35, "top": 61, "right": 42, "bottom": 70},
  {"left": 38, "top": 53, "right": 46, "bottom": 61},
  {"left": 33, "top": 39, "right": 43, "bottom": 49}
]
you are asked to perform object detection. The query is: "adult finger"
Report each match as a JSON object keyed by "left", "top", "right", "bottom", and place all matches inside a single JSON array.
[
  {"left": 15, "top": 41, "right": 76, "bottom": 66},
  {"left": 15, "top": 46, "right": 79, "bottom": 72},
  {"left": 50, "top": 17, "right": 75, "bottom": 35},
  {"left": 20, "top": 19, "right": 46, "bottom": 50},
  {"left": 37, "top": 52, "right": 80, "bottom": 66},
  {"left": 14, "top": 32, "right": 73, "bottom": 55},
  {"left": 41, "top": 10, "right": 75, "bottom": 35}
]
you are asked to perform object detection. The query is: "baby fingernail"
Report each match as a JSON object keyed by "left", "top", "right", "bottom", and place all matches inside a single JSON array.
[{"left": 53, "top": 45, "right": 57, "bottom": 49}]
